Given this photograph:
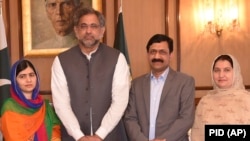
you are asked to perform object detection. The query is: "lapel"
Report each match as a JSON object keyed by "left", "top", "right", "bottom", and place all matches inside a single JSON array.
[
  {"left": 142, "top": 74, "right": 151, "bottom": 119},
  {"left": 142, "top": 69, "right": 176, "bottom": 118},
  {"left": 159, "top": 68, "right": 176, "bottom": 105}
]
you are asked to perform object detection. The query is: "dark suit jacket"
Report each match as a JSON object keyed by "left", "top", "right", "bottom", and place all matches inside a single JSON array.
[{"left": 124, "top": 68, "right": 195, "bottom": 141}]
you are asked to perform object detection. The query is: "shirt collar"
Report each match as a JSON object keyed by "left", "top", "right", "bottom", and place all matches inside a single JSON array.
[
  {"left": 150, "top": 67, "right": 169, "bottom": 81},
  {"left": 82, "top": 47, "right": 98, "bottom": 60}
]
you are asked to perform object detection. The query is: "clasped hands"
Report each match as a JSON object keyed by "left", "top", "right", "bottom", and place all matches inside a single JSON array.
[
  {"left": 150, "top": 139, "right": 166, "bottom": 141},
  {"left": 77, "top": 135, "right": 166, "bottom": 141},
  {"left": 77, "top": 135, "right": 103, "bottom": 141}
]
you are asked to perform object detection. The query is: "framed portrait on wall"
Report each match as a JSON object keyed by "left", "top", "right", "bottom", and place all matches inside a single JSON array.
[{"left": 22, "top": 0, "right": 102, "bottom": 56}]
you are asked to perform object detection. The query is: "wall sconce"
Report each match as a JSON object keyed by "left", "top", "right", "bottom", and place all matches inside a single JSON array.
[{"left": 203, "top": 0, "right": 240, "bottom": 37}]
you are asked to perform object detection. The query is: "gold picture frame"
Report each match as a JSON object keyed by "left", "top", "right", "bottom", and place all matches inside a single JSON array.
[{"left": 22, "top": 0, "right": 102, "bottom": 57}]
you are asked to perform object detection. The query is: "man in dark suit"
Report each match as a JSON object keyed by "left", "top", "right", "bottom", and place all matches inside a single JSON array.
[{"left": 124, "top": 34, "right": 195, "bottom": 141}]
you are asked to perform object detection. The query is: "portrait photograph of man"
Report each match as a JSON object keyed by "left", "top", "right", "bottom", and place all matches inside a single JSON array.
[{"left": 31, "top": 0, "right": 92, "bottom": 49}]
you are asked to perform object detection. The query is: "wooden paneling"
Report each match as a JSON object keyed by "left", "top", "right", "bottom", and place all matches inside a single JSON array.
[
  {"left": 4, "top": 0, "right": 168, "bottom": 93},
  {"left": 7, "top": 0, "right": 250, "bottom": 100},
  {"left": 122, "top": 0, "right": 167, "bottom": 78},
  {"left": 178, "top": 0, "right": 250, "bottom": 88}
]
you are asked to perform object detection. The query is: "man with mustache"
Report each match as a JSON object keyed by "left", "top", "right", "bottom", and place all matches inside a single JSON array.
[
  {"left": 51, "top": 7, "right": 130, "bottom": 141},
  {"left": 34, "top": 0, "right": 79, "bottom": 49},
  {"left": 124, "top": 34, "right": 195, "bottom": 141}
]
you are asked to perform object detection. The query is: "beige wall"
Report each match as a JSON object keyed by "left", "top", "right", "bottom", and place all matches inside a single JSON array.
[
  {"left": 2, "top": 0, "right": 250, "bottom": 99},
  {"left": 180, "top": 0, "right": 250, "bottom": 89}
]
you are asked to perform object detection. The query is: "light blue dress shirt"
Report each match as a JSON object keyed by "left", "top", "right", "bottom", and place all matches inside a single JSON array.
[{"left": 149, "top": 68, "right": 169, "bottom": 140}]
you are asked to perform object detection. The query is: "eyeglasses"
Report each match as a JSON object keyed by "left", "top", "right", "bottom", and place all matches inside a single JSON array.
[
  {"left": 77, "top": 24, "right": 101, "bottom": 31},
  {"left": 149, "top": 49, "right": 169, "bottom": 55}
]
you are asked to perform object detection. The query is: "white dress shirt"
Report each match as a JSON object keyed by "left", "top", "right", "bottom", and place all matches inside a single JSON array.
[{"left": 149, "top": 68, "right": 169, "bottom": 140}]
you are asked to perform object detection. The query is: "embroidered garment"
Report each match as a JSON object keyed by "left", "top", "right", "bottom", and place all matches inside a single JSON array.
[{"left": 191, "top": 54, "right": 250, "bottom": 141}]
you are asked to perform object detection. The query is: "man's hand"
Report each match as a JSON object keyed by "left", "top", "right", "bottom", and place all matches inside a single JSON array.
[
  {"left": 150, "top": 139, "right": 166, "bottom": 141},
  {"left": 77, "top": 136, "right": 85, "bottom": 141},
  {"left": 77, "top": 135, "right": 103, "bottom": 141}
]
